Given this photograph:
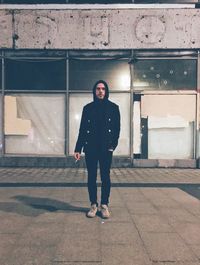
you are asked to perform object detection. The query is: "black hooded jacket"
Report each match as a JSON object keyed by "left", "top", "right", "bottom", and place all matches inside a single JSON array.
[{"left": 74, "top": 81, "right": 120, "bottom": 154}]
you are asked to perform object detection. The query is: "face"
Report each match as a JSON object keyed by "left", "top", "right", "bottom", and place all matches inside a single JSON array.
[{"left": 95, "top": 83, "right": 106, "bottom": 100}]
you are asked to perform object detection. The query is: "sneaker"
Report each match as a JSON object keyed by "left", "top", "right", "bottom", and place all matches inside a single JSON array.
[
  {"left": 86, "top": 204, "right": 98, "bottom": 218},
  {"left": 100, "top": 204, "right": 110, "bottom": 219}
]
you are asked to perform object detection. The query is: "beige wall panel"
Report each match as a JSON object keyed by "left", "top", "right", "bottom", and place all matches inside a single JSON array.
[
  {"left": 0, "top": 10, "right": 12, "bottom": 48},
  {"left": 5, "top": 96, "right": 31, "bottom": 135},
  {"left": 141, "top": 95, "right": 196, "bottom": 121},
  {"left": 12, "top": 9, "right": 200, "bottom": 49}
]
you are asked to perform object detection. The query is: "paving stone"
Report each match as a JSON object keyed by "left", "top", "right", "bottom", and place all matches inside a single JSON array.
[
  {"left": 158, "top": 207, "right": 199, "bottom": 224},
  {"left": 133, "top": 214, "right": 173, "bottom": 233},
  {"left": 3, "top": 245, "right": 55, "bottom": 265},
  {"left": 125, "top": 201, "right": 158, "bottom": 214},
  {"left": 100, "top": 222, "right": 141, "bottom": 245},
  {"left": 101, "top": 244, "right": 150, "bottom": 265},
  {"left": 140, "top": 232, "right": 198, "bottom": 262},
  {"left": 54, "top": 239, "right": 101, "bottom": 263},
  {"left": 189, "top": 245, "right": 200, "bottom": 260},
  {"left": 171, "top": 222, "right": 200, "bottom": 245}
]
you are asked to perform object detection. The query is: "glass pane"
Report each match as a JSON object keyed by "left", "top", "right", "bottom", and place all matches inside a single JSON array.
[
  {"left": 5, "top": 94, "right": 65, "bottom": 155},
  {"left": 5, "top": 50, "right": 66, "bottom": 58},
  {"left": 3, "top": 0, "right": 66, "bottom": 3},
  {"left": 0, "top": 94, "right": 2, "bottom": 154},
  {"left": 69, "top": 59, "right": 130, "bottom": 91},
  {"left": 0, "top": 59, "right": 1, "bottom": 91},
  {"left": 69, "top": 50, "right": 131, "bottom": 58},
  {"left": 69, "top": 0, "right": 132, "bottom": 3},
  {"left": 5, "top": 59, "right": 66, "bottom": 91},
  {"left": 69, "top": 94, "right": 92, "bottom": 155},
  {"left": 69, "top": 93, "right": 130, "bottom": 155},
  {"left": 141, "top": 94, "right": 196, "bottom": 159},
  {"left": 133, "top": 59, "right": 197, "bottom": 90},
  {"left": 134, "top": 0, "right": 197, "bottom": 2}
]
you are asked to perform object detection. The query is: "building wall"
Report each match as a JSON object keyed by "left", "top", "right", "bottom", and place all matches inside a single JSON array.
[
  {"left": 0, "top": 8, "right": 200, "bottom": 49},
  {"left": 0, "top": 5, "right": 200, "bottom": 167}
]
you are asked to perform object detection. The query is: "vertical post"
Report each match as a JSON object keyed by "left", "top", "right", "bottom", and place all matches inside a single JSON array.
[
  {"left": 130, "top": 50, "right": 134, "bottom": 165},
  {"left": 65, "top": 51, "right": 69, "bottom": 156},
  {"left": 196, "top": 51, "right": 200, "bottom": 163},
  {"left": 1, "top": 51, "right": 5, "bottom": 157}
]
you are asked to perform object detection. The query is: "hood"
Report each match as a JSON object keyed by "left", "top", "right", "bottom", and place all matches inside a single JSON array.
[{"left": 92, "top": 80, "right": 109, "bottom": 102}]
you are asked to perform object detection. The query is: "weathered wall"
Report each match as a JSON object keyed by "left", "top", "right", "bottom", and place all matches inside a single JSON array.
[{"left": 1, "top": 8, "right": 200, "bottom": 49}]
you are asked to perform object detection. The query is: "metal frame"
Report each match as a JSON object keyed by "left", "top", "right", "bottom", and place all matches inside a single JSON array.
[
  {"left": 196, "top": 51, "right": 200, "bottom": 158},
  {"left": 131, "top": 54, "right": 198, "bottom": 160},
  {"left": 0, "top": 49, "right": 199, "bottom": 162}
]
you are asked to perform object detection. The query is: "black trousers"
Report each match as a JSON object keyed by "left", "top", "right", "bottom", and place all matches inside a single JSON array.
[{"left": 85, "top": 150, "right": 113, "bottom": 206}]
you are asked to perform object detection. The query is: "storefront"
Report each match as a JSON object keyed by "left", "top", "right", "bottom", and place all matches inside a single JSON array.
[
  {"left": 0, "top": 49, "right": 199, "bottom": 167},
  {"left": 0, "top": 3, "right": 200, "bottom": 167}
]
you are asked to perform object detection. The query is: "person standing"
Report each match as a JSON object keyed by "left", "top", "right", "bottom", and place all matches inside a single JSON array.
[{"left": 74, "top": 80, "right": 120, "bottom": 219}]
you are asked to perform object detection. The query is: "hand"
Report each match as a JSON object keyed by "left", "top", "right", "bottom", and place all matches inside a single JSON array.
[{"left": 74, "top": 152, "right": 81, "bottom": 161}]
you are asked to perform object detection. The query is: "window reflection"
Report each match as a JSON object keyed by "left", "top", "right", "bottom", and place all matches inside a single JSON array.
[
  {"left": 69, "top": 59, "right": 130, "bottom": 91},
  {"left": 133, "top": 59, "right": 197, "bottom": 90},
  {"left": 5, "top": 59, "right": 66, "bottom": 91}
]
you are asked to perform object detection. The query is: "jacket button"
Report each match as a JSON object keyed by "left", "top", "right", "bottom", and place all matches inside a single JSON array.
[
  {"left": 87, "top": 130, "right": 90, "bottom": 134},
  {"left": 88, "top": 119, "right": 90, "bottom": 123},
  {"left": 108, "top": 129, "right": 111, "bottom": 133},
  {"left": 85, "top": 141, "right": 88, "bottom": 144},
  {"left": 108, "top": 118, "right": 111, "bottom": 122}
]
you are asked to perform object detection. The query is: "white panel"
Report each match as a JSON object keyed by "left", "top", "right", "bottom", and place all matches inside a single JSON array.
[
  {"left": 141, "top": 95, "right": 196, "bottom": 121},
  {"left": 148, "top": 124, "right": 194, "bottom": 159},
  {"left": 109, "top": 93, "right": 130, "bottom": 156},
  {"left": 69, "top": 94, "right": 92, "bottom": 155},
  {"left": 133, "top": 101, "right": 141, "bottom": 154},
  {"left": 5, "top": 94, "right": 65, "bottom": 155},
  {"left": 141, "top": 94, "right": 196, "bottom": 159}
]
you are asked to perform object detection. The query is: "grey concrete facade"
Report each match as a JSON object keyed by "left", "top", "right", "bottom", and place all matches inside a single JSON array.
[
  {"left": 0, "top": 4, "right": 200, "bottom": 168},
  {"left": 0, "top": 7, "right": 200, "bottom": 49}
]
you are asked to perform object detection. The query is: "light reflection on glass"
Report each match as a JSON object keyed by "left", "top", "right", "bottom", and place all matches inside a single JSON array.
[{"left": 119, "top": 73, "right": 130, "bottom": 89}]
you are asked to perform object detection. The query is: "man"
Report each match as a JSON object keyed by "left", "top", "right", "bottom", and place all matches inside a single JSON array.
[{"left": 74, "top": 80, "right": 120, "bottom": 219}]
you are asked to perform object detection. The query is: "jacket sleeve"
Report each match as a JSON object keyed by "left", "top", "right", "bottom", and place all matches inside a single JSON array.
[
  {"left": 111, "top": 105, "right": 121, "bottom": 151},
  {"left": 74, "top": 106, "right": 86, "bottom": 153}
]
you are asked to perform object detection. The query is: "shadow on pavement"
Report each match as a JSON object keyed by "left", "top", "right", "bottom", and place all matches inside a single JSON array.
[{"left": 0, "top": 195, "right": 88, "bottom": 217}]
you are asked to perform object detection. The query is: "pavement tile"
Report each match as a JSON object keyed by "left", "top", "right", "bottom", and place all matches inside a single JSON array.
[
  {"left": 100, "top": 222, "right": 141, "bottom": 245},
  {"left": 158, "top": 208, "right": 199, "bottom": 224},
  {"left": 3, "top": 245, "right": 55, "bottom": 265},
  {"left": 54, "top": 239, "right": 101, "bottom": 263},
  {"left": 101, "top": 244, "right": 150, "bottom": 265},
  {"left": 171, "top": 222, "right": 200, "bottom": 245},
  {"left": 140, "top": 232, "right": 198, "bottom": 262},
  {"left": 0, "top": 214, "right": 31, "bottom": 233},
  {"left": 133, "top": 214, "right": 173, "bottom": 233},
  {"left": 17, "top": 224, "right": 64, "bottom": 247},
  {"left": 125, "top": 201, "right": 158, "bottom": 215},
  {"left": 189, "top": 245, "right": 200, "bottom": 259}
]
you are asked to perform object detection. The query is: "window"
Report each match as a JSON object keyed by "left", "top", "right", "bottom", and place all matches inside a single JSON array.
[
  {"left": 133, "top": 59, "right": 197, "bottom": 91},
  {"left": 69, "top": 93, "right": 130, "bottom": 155},
  {"left": 5, "top": 94, "right": 65, "bottom": 155},
  {"left": 69, "top": 59, "right": 130, "bottom": 91},
  {"left": 5, "top": 59, "right": 66, "bottom": 91}
]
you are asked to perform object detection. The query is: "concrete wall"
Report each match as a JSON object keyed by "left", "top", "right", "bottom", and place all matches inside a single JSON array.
[{"left": 1, "top": 8, "right": 200, "bottom": 49}]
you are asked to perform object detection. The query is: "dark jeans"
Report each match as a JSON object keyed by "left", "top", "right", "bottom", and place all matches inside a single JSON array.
[{"left": 85, "top": 150, "right": 113, "bottom": 206}]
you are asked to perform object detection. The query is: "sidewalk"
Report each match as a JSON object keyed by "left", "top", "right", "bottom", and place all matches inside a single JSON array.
[{"left": 0, "top": 167, "right": 200, "bottom": 265}]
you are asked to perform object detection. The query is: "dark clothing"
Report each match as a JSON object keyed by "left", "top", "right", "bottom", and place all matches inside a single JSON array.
[
  {"left": 85, "top": 150, "right": 112, "bottom": 205},
  {"left": 74, "top": 81, "right": 120, "bottom": 206},
  {"left": 74, "top": 99, "right": 120, "bottom": 154}
]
